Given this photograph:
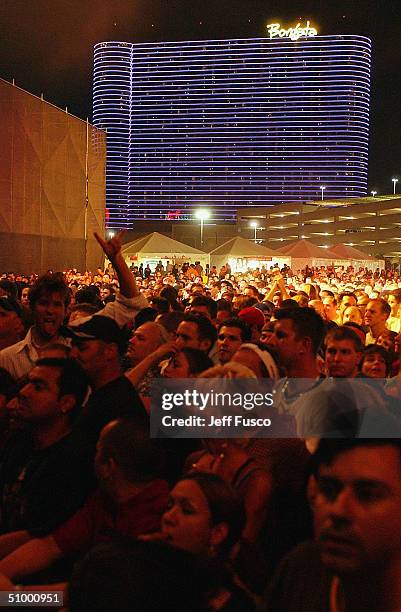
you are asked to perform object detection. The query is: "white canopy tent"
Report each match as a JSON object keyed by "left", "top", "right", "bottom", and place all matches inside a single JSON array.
[
  {"left": 121, "top": 232, "right": 209, "bottom": 270},
  {"left": 209, "top": 236, "right": 290, "bottom": 273},
  {"left": 328, "top": 243, "right": 384, "bottom": 271},
  {"left": 275, "top": 239, "right": 338, "bottom": 272}
]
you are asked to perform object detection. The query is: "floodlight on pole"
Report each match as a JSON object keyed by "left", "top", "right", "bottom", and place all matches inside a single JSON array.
[
  {"left": 249, "top": 220, "right": 258, "bottom": 243},
  {"left": 194, "top": 208, "right": 211, "bottom": 247},
  {"left": 320, "top": 186, "right": 326, "bottom": 201},
  {"left": 371, "top": 190, "right": 377, "bottom": 197},
  {"left": 392, "top": 178, "right": 398, "bottom": 195}
]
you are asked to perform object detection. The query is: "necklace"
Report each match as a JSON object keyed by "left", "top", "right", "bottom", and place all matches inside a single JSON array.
[{"left": 278, "top": 376, "right": 322, "bottom": 402}]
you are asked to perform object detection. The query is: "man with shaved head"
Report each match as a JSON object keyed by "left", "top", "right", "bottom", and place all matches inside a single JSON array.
[{"left": 126, "top": 322, "right": 169, "bottom": 368}]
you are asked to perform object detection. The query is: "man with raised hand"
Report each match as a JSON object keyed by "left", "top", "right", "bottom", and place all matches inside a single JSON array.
[
  {"left": 0, "top": 231, "right": 148, "bottom": 379},
  {"left": 77, "top": 231, "right": 148, "bottom": 329}
]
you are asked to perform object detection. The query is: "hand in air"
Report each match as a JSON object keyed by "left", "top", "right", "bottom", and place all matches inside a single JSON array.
[{"left": 94, "top": 230, "right": 126, "bottom": 262}]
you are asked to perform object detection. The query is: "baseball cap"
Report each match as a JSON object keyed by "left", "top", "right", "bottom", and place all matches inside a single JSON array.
[
  {"left": 66, "top": 315, "right": 128, "bottom": 353},
  {"left": 0, "top": 296, "right": 23, "bottom": 318},
  {"left": 238, "top": 306, "right": 265, "bottom": 328}
]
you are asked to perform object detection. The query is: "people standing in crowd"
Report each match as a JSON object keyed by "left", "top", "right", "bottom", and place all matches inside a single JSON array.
[
  {"left": 322, "top": 295, "right": 339, "bottom": 324},
  {"left": 20, "top": 287, "right": 30, "bottom": 307},
  {"left": 238, "top": 307, "right": 265, "bottom": 343},
  {"left": 337, "top": 292, "right": 357, "bottom": 324},
  {"left": 324, "top": 326, "right": 364, "bottom": 379},
  {"left": 1, "top": 255, "right": 401, "bottom": 606},
  {"left": 0, "top": 231, "right": 147, "bottom": 379},
  {"left": 216, "top": 318, "right": 251, "bottom": 365},
  {"left": 342, "top": 305, "right": 363, "bottom": 326},
  {"left": 126, "top": 322, "right": 169, "bottom": 369},
  {"left": 175, "top": 313, "right": 217, "bottom": 353},
  {"left": 360, "top": 344, "right": 390, "bottom": 380},
  {"left": 386, "top": 291, "right": 401, "bottom": 332},
  {"left": 364, "top": 298, "right": 391, "bottom": 344}
]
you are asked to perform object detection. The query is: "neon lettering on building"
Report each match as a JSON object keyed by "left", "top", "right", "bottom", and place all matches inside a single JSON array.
[{"left": 266, "top": 21, "right": 318, "bottom": 41}]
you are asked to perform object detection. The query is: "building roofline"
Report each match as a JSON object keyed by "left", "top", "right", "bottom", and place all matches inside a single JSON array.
[
  {"left": 0, "top": 76, "right": 105, "bottom": 132},
  {"left": 94, "top": 34, "right": 372, "bottom": 48}
]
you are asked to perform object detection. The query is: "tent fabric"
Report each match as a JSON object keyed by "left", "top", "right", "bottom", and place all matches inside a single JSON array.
[
  {"left": 209, "top": 236, "right": 289, "bottom": 273},
  {"left": 122, "top": 232, "right": 206, "bottom": 256},
  {"left": 329, "top": 243, "right": 375, "bottom": 261},
  {"left": 209, "top": 236, "right": 281, "bottom": 258},
  {"left": 275, "top": 239, "right": 337, "bottom": 259}
]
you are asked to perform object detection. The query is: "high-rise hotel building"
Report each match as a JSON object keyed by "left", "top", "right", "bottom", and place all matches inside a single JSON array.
[{"left": 93, "top": 30, "right": 371, "bottom": 228}]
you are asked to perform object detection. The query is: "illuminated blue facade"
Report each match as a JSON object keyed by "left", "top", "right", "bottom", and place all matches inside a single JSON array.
[{"left": 93, "top": 36, "right": 371, "bottom": 228}]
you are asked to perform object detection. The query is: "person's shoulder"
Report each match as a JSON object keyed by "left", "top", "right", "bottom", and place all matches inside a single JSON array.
[
  {"left": 0, "top": 332, "right": 30, "bottom": 357},
  {"left": 102, "top": 375, "right": 139, "bottom": 396},
  {"left": 275, "top": 540, "right": 322, "bottom": 568},
  {"left": 87, "top": 376, "right": 147, "bottom": 418},
  {"left": 265, "top": 541, "right": 331, "bottom": 612},
  {"left": 0, "top": 427, "right": 34, "bottom": 465},
  {"left": 92, "top": 375, "right": 132, "bottom": 396},
  {"left": 46, "top": 430, "right": 91, "bottom": 456}
]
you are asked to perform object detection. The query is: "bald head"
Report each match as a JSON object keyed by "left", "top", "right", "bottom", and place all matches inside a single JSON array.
[{"left": 127, "top": 322, "right": 169, "bottom": 366}]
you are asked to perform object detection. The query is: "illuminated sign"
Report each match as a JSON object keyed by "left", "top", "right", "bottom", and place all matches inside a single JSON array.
[{"left": 266, "top": 21, "right": 318, "bottom": 41}]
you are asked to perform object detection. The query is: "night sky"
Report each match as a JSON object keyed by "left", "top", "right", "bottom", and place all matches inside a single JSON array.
[{"left": 0, "top": 0, "right": 399, "bottom": 195}]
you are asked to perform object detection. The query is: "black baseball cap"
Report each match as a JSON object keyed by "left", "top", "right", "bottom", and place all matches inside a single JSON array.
[{"left": 66, "top": 315, "right": 128, "bottom": 353}]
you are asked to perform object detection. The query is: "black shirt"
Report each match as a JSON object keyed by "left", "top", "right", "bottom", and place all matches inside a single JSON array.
[
  {"left": 0, "top": 428, "right": 94, "bottom": 535},
  {"left": 265, "top": 541, "right": 332, "bottom": 612},
  {"left": 74, "top": 375, "right": 149, "bottom": 447}
]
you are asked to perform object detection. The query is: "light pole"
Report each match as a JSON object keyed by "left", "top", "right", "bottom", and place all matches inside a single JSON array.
[
  {"left": 320, "top": 186, "right": 326, "bottom": 201},
  {"left": 392, "top": 178, "right": 398, "bottom": 195},
  {"left": 249, "top": 220, "right": 258, "bottom": 243},
  {"left": 371, "top": 190, "right": 377, "bottom": 197},
  {"left": 194, "top": 209, "right": 210, "bottom": 248}
]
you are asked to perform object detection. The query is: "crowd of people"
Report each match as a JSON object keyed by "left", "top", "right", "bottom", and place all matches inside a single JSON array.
[{"left": 0, "top": 231, "right": 400, "bottom": 611}]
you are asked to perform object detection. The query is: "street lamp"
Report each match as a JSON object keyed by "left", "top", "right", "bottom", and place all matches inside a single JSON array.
[
  {"left": 371, "top": 190, "right": 377, "bottom": 197},
  {"left": 194, "top": 209, "right": 210, "bottom": 247},
  {"left": 249, "top": 220, "right": 258, "bottom": 243},
  {"left": 392, "top": 178, "right": 398, "bottom": 195},
  {"left": 320, "top": 186, "right": 326, "bottom": 201}
]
